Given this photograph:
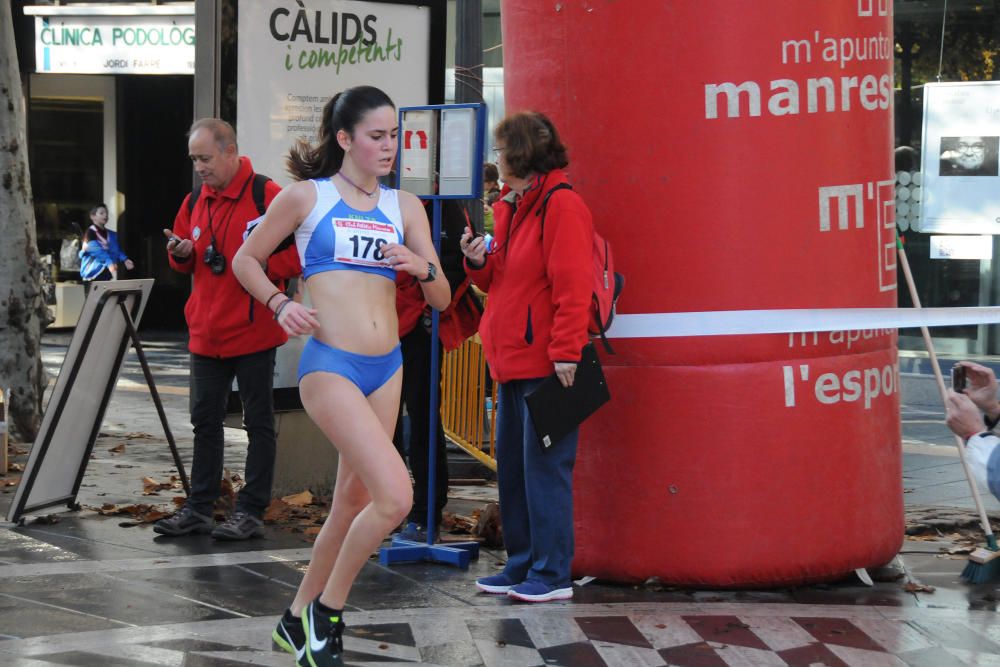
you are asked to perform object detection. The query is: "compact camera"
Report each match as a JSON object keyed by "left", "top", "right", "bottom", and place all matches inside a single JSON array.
[
  {"left": 952, "top": 365, "right": 967, "bottom": 393},
  {"left": 204, "top": 244, "right": 226, "bottom": 275}
]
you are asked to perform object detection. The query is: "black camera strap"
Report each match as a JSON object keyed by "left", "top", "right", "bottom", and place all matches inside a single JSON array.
[{"left": 205, "top": 172, "right": 254, "bottom": 254}]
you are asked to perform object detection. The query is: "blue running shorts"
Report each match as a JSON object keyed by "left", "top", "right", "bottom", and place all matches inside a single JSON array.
[{"left": 298, "top": 337, "right": 402, "bottom": 396}]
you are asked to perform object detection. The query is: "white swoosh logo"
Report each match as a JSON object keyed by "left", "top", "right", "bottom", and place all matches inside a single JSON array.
[{"left": 307, "top": 608, "right": 328, "bottom": 654}]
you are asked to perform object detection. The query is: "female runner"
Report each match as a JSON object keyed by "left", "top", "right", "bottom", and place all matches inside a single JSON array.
[{"left": 233, "top": 85, "right": 449, "bottom": 667}]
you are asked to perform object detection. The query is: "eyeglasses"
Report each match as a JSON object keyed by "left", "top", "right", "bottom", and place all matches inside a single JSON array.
[
  {"left": 491, "top": 146, "right": 506, "bottom": 158},
  {"left": 958, "top": 142, "right": 986, "bottom": 153}
]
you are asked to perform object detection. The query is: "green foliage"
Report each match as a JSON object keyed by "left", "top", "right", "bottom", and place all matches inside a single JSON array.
[{"left": 896, "top": 5, "right": 1000, "bottom": 84}]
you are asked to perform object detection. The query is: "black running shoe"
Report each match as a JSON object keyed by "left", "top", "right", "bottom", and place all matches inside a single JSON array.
[
  {"left": 272, "top": 609, "right": 306, "bottom": 664},
  {"left": 152, "top": 506, "right": 213, "bottom": 536},
  {"left": 302, "top": 600, "right": 345, "bottom": 667}
]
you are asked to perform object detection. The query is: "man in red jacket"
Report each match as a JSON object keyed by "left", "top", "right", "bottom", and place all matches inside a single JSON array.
[{"left": 154, "top": 118, "right": 301, "bottom": 540}]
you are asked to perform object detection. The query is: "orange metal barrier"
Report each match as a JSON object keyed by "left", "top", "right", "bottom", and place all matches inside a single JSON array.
[{"left": 441, "top": 333, "right": 498, "bottom": 471}]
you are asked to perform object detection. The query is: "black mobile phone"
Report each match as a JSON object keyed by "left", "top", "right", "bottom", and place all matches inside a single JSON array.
[{"left": 952, "top": 366, "right": 967, "bottom": 392}]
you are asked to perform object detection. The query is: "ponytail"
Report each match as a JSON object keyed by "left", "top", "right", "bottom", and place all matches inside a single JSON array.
[
  {"left": 285, "top": 86, "right": 395, "bottom": 182},
  {"left": 286, "top": 95, "right": 344, "bottom": 181}
]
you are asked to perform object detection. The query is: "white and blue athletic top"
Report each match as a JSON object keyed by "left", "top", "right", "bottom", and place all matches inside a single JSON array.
[{"left": 296, "top": 178, "right": 405, "bottom": 281}]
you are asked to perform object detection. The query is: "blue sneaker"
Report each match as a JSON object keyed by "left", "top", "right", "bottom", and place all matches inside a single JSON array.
[
  {"left": 507, "top": 580, "right": 573, "bottom": 602},
  {"left": 398, "top": 521, "right": 440, "bottom": 543},
  {"left": 475, "top": 572, "right": 520, "bottom": 594}
]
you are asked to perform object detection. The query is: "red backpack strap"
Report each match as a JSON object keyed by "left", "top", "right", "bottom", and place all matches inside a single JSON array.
[{"left": 537, "top": 182, "right": 574, "bottom": 236}]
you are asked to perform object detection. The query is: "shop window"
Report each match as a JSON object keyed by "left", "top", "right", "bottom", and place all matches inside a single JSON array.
[{"left": 28, "top": 98, "right": 102, "bottom": 270}]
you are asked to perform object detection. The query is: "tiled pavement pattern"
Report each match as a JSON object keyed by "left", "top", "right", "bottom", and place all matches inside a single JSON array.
[
  {"left": 4, "top": 335, "right": 1000, "bottom": 666},
  {"left": 4, "top": 597, "right": 1000, "bottom": 666},
  {"left": 1, "top": 540, "right": 1000, "bottom": 667}
]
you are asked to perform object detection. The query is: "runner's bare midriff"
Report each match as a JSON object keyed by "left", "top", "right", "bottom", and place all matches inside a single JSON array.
[{"left": 304, "top": 269, "right": 399, "bottom": 356}]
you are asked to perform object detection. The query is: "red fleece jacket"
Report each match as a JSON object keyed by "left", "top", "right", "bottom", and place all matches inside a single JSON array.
[
  {"left": 466, "top": 169, "right": 593, "bottom": 382},
  {"left": 169, "top": 156, "right": 301, "bottom": 358}
]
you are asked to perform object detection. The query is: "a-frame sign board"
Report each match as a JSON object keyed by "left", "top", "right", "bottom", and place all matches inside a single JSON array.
[{"left": 7, "top": 279, "right": 188, "bottom": 523}]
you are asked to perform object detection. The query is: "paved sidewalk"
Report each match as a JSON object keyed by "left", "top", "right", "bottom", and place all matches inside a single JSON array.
[{"left": 1, "top": 332, "right": 1000, "bottom": 666}]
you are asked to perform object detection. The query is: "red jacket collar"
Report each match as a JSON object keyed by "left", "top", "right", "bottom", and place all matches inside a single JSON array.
[
  {"left": 203, "top": 156, "right": 254, "bottom": 201},
  {"left": 499, "top": 170, "right": 570, "bottom": 214}
]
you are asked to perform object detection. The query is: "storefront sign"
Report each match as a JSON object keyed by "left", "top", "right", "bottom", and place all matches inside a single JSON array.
[
  {"left": 237, "top": 0, "right": 432, "bottom": 185},
  {"left": 920, "top": 82, "right": 1000, "bottom": 234},
  {"left": 27, "top": 13, "right": 195, "bottom": 75}
]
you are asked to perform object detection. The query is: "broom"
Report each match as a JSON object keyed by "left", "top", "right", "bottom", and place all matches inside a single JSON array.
[{"left": 897, "top": 237, "right": 1000, "bottom": 583}]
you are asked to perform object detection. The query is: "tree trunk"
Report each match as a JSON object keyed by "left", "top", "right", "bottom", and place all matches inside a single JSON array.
[{"left": 0, "top": 2, "right": 50, "bottom": 442}]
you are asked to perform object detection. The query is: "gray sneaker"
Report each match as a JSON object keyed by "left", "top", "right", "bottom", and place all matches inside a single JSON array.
[
  {"left": 153, "top": 506, "right": 214, "bottom": 536},
  {"left": 211, "top": 510, "right": 264, "bottom": 540}
]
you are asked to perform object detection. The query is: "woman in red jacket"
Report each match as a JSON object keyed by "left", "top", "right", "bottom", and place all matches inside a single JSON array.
[{"left": 461, "top": 111, "right": 594, "bottom": 602}]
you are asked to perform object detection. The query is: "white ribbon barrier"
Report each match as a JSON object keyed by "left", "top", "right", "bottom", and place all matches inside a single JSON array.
[{"left": 606, "top": 307, "right": 1000, "bottom": 339}]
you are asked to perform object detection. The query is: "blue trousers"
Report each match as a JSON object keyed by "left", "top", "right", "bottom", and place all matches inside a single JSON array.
[{"left": 495, "top": 377, "right": 578, "bottom": 587}]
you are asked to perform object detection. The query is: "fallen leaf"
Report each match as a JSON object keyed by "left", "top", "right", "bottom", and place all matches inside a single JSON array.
[
  {"left": 447, "top": 511, "right": 477, "bottom": 533},
  {"left": 121, "top": 432, "right": 154, "bottom": 439},
  {"left": 474, "top": 502, "right": 503, "bottom": 548},
  {"left": 88, "top": 503, "right": 170, "bottom": 524},
  {"left": 282, "top": 490, "right": 314, "bottom": 507},
  {"left": 215, "top": 470, "right": 241, "bottom": 514},
  {"left": 109, "top": 443, "right": 126, "bottom": 454},
  {"left": 7, "top": 462, "right": 23, "bottom": 473},
  {"left": 142, "top": 476, "right": 177, "bottom": 495},
  {"left": 264, "top": 499, "right": 293, "bottom": 522},
  {"left": 304, "top": 527, "right": 322, "bottom": 536}
]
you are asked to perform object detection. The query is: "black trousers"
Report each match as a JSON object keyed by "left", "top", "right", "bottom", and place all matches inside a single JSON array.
[
  {"left": 187, "top": 348, "right": 276, "bottom": 518},
  {"left": 393, "top": 325, "right": 449, "bottom": 525}
]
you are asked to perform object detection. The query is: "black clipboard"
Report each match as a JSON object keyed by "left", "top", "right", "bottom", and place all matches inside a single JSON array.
[{"left": 525, "top": 343, "right": 611, "bottom": 451}]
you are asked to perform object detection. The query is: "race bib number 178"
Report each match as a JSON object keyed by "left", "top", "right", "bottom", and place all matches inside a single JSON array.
[{"left": 332, "top": 218, "right": 398, "bottom": 268}]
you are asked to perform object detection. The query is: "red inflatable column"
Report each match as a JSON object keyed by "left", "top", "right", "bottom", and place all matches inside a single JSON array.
[{"left": 502, "top": 1, "right": 899, "bottom": 585}]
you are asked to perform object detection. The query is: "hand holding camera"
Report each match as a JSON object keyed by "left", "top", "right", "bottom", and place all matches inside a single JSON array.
[
  {"left": 953, "top": 361, "right": 1000, "bottom": 421},
  {"left": 952, "top": 365, "right": 967, "bottom": 393}
]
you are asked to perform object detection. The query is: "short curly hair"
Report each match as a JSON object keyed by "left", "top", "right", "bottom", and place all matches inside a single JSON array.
[{"left": 494, "top": 111, "right": 568, "bottom": 179}]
